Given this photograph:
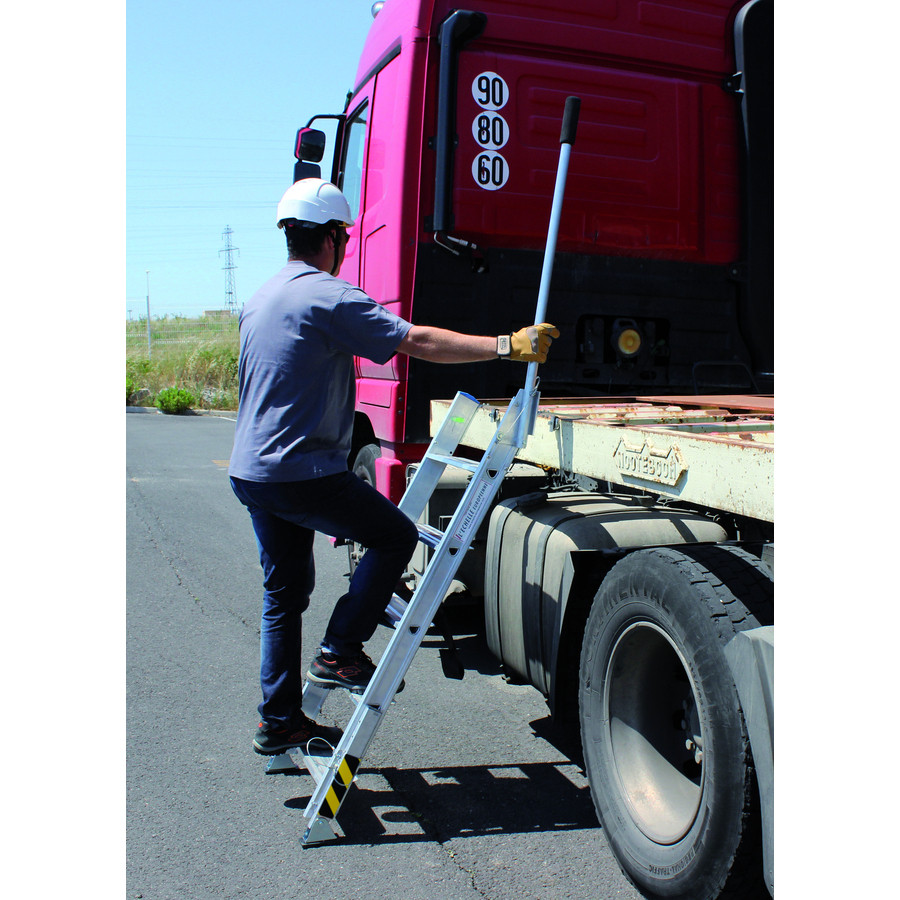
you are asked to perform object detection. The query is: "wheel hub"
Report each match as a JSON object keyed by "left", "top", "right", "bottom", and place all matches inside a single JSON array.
[{"left": 605, "top": 621, "right": 704, "bottom": 844}]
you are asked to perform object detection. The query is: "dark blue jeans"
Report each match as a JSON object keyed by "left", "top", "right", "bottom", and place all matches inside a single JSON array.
[{"left": 231, "top": 472, "right": 418, "bottom": 728}]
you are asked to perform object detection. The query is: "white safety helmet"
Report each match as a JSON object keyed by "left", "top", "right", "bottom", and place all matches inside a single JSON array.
[{"left": 276, "top": 178, "right": 355, "bottom": 229}]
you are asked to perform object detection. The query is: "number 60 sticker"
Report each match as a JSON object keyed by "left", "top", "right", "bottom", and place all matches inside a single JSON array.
[
  {"left": 472, "top": 151, "right": 508, "bottom": 190},
  {"left": 471, "top": 72, "right": 510, "bottom": 191}
]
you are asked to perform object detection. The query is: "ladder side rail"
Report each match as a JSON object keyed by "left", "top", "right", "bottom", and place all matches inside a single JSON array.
[
  {"left": 301, "top": 440, "right": 523, "bottom": 831},
  {"left": 360, "top": 391, "right": 532, "bottom": 721},
  {"left": 357, "top": 445, "right": 524, "bottom": 713},
  {"left": 329, "top": 394, "right": 528, "bottom": 722},
  {"left": 301, "top": 394, "right": 530, "bottom": 828},
  {"left": 359, "top": 402, "right": 529, "bottom": 714}
]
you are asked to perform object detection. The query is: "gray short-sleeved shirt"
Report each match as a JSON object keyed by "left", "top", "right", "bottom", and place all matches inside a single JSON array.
[{"left": 229, "top": 261, "right": 411, "bottom": 482}]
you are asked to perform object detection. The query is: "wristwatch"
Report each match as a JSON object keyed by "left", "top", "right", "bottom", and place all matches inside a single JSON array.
[{"left": 496, "top": 334, "right": 511, "bottom": 357}]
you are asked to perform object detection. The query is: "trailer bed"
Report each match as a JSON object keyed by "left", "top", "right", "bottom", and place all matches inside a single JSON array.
[{"left": 430, "top": 394, "right": 774, "bottom": 522}]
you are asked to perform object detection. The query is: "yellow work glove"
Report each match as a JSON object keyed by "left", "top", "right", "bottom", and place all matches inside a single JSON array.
[{"left": 498, "top": 323, "right": 560, "bottom": 363}]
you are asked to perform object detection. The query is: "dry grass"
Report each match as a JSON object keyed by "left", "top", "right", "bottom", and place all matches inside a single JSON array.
[{"left": 126, "top": 316, "right": 239, "bottom": 410}]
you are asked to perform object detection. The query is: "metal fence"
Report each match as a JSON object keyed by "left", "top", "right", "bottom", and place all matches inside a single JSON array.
[{"left": 125, "top": 314, "right": 239, "bottom": 357}]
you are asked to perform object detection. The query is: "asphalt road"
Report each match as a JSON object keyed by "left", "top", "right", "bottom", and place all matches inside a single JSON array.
[{"left": 126, "top": 409, "right": 642, "bottom": 900}]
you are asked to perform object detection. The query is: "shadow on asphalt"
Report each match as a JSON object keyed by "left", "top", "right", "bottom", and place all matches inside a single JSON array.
[
  {"left": 282, "top": 753, "right": 600, "bottom": 846},
  {"left": 278, "top": 598, "right": 600, "bottom": 846}
]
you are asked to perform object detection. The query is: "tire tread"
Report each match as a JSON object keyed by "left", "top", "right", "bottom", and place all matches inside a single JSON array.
[{"left": 579, "top": 544, "right": 773, "bottom": 900}]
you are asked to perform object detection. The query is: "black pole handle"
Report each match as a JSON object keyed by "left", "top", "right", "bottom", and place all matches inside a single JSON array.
[{"left": 559, "top": 96, "right": 581, "bottom": 146}]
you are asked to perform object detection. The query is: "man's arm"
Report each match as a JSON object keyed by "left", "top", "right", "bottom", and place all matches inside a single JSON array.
[
  {"left": 397, "top": 323, "right": 560, "bottom": 364},
  {"left": 397, "top": 325, "right": 497, "bottom": 363}
]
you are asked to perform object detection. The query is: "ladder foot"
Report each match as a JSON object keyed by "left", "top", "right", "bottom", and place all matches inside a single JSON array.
[
  {"left": 264, "top": 751, "right": 299, "bottom": 774},
  {"left": 302, "top": 816, "right": 338, "bottom": 846}
]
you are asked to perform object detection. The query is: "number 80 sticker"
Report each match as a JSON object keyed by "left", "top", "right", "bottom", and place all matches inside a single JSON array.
[
  {"left": 472, "top": 72, "right": 510, "bottom": 191},
  {"left": 472, "top": 112, "right": 508, "bottom": 150}
]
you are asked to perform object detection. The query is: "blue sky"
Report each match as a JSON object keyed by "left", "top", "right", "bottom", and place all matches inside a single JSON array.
[{"left": 127, "top": 0, "right": 376, "bottom": 319}]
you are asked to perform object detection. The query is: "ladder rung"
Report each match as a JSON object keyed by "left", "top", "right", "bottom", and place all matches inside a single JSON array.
[
  {"left": 424, "top": 452, "right": 480, "bottom": 474},
  {"left": 416, "top": 523, "right": 444, "bottom": 549},
  {"left": 298, "top": 741, "right": 337, "bottom": 785},
  {"left": 383, "top": 593, "right": 408, "bottom": 626},
  {"left": 301, "top": 680, "right": 330, "bottom": 720}
]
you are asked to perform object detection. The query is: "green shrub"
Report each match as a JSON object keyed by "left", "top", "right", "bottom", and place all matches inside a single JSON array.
[
  {"left": 130, "top": 358, "right": 153, "bottom": 376},
  {"left": 126, "top": 372, "right": 135, "bottom": 403},
  {"left": 155, "top": 387, "right": 196, "bottom": 414}
]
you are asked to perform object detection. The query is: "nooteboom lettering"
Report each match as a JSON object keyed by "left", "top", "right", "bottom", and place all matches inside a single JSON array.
[{"left": 613, "top": 442, "right": 683, "bottom": 486}]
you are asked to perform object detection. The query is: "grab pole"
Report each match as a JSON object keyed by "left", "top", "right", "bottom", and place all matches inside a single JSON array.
[{"left": 516, "top": 95, "right": 580, "bottom": 446}]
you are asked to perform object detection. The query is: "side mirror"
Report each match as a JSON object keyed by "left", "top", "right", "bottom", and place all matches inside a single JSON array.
[
  {"left": 294, "top": 128, "right": 327, "bottom": 163},
  {"left": 294, "top": 160, "right": 322, "bottom": 181}
]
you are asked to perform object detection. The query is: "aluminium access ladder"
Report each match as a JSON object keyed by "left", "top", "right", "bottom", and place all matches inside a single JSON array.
[{"left": 277, "top": 387, "right": 535, "bottom": 845}]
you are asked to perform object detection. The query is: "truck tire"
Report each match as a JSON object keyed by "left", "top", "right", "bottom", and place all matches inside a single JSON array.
[
  {"left": 352, "top": 442, "right": 380, "bottom": 488},
  {"left": 579, "top": 545, "right": 772, "bottom": 900}
]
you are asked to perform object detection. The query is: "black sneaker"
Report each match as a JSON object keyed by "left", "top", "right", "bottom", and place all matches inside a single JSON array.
[
  {"left": 253, "top": 713, "right": 343, "bottom": 755},
  {"left": 307, "top": 650, "right": 405, "bottom": 694}
]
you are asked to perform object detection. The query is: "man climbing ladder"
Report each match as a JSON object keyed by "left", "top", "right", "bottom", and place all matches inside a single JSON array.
[
  {"left": 228, "top": 176, "right": 559, "bottom": 757},
  {"left": 279, "top": 96, "right": 582, "bottom": 845}
]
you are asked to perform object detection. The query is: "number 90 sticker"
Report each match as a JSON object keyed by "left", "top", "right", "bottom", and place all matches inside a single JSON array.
[
  {"left": 472, "top": 73, "right": 510, "bottom": 191},
  {"left": 472, "top": 72, "right": 508, "bottom": 111}
]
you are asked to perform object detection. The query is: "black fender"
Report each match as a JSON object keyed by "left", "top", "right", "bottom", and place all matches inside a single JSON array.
[{"left": 484, "top": 491, "right": 728, "bottom": 710}]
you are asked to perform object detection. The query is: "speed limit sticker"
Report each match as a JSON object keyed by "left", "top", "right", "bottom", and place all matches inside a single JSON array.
[
  {"left": 472, "top": 112, "right": 508, "bottom": 150},
  {"left": 471, "top": 72, "right": 508, "bottom": 110},
  {"left": 472, "top": 151, "right": 509, "bottom": 190},
  {"left": 472, "top": 72, "right": 510, "bottom": 190}
]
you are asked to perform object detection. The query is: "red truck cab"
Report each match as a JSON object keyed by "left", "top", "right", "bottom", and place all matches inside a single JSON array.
[{"left": 295, "top": 0, "right": 772, "bottom": 505}]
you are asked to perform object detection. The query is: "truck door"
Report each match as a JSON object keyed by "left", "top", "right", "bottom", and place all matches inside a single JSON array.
[{"left": 343, "top": 49, "right": 415, "bottom": 460}]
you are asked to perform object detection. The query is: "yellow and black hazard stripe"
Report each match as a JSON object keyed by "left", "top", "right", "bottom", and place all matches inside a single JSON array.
[{"left": 320, "top": 754, "right": 360, "bottom": 819}]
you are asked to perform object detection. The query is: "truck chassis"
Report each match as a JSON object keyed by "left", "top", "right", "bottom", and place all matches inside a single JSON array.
[{"left": 428, "top": 394, "right": 774, "bottom": 899}]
